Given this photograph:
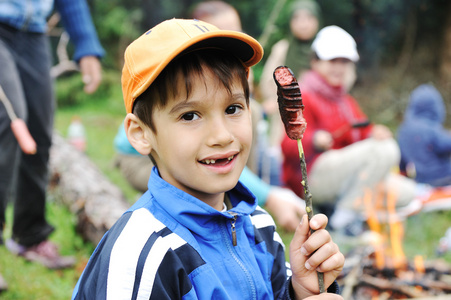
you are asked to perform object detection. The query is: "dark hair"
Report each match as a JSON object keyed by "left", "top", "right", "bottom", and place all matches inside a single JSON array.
[{"left": 133, "top": 48, "right": 249, "bottom": 132}]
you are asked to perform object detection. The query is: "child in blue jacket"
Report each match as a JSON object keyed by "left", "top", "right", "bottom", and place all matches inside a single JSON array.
[
  {"left": 72, "top": 19, "right": 344, "bottom": 299},
  {"left": 398, "top": 84, "right": 451, "bottom": 187}
]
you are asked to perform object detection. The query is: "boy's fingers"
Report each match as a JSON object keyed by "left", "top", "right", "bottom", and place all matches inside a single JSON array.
[
  {"left": 301, "top": 229, "right": 332, "bottom": 256},
  {"left": 291, "top": 214, "right": 310, "bottom": 250},
  {"left": 316, "top": 252, "right": 345, "bottom": 273},
  {"left": 309, "top": 214, "right": 328, "bottom": 231},
  {"left": 291, "top": 214, "right": 329, "bottom": 257},
  {"left": 304, "top": 241, "right": 340, "bottom": 271}
]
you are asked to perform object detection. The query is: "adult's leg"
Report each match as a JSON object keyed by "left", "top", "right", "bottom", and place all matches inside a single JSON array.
[
  {"left": 10, "top": 30, "right": 55, "bottom": 247},
  {"left": 309, "top": 138, "right": 400, "bottom": 209},
  {"left": 0, "top": 25, "right": 27, "bottom": 244}
]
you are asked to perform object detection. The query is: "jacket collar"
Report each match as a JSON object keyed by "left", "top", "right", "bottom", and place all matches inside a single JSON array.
[{"left": 141, "top": 167, "right": 257, "bottom": 236}]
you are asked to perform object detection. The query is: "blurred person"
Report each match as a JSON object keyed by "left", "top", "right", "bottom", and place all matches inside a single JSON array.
[
  {"left": 260, "top": 0, "right": 321, "bottom": 110},
  {"left": 398, "top": 84, "right": 451, "bottom": 187},
  {"left": 259, "top": 0, "right": 322, "bottom": 187},
  {"left": 280, "top": 26, "right": 420, "bottom": 231},
  {"left": 114, "top": 0, "right": 306, "bottom": 232},
  {"left": 0, "top": 0, "right": 104, "bottom": 284}
]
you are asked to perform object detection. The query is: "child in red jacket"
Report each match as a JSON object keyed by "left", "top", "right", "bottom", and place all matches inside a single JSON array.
[{"left": 281, "top": 26, "right": 419, "bottom": 231}]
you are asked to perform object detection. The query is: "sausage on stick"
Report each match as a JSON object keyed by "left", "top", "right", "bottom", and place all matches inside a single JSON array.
[
  {"left": 273, "top": 66, "right": 325, "bottom": 293},
  {"left": 0, "top": 84, "right": 37, "bottom": 155}
]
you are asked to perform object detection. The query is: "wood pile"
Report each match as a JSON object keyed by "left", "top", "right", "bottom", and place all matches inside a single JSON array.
[{"left": 339, "top": 246, "right": 451, "bottom": 299}]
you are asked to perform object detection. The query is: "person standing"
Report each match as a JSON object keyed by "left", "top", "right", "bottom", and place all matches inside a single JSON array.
[{"left": 0, "top": 0, "right": 104, "bottom": 287}]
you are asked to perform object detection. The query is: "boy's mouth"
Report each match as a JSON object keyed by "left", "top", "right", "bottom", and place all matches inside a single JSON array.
[{"left": 200, "top": 155, "right": 235, "bottom": 166}]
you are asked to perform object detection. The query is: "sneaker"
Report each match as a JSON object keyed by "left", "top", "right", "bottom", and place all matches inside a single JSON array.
[
  {"left": 0, "top": 272, "right": 7, "bottom": 292},
  {"left": 6, "top": 239, "right": 76, "bottom": 269}
]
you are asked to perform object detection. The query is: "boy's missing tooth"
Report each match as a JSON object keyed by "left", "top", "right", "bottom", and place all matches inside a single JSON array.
[{"left": 72, "top": 19, "right": 344, "bottom": 300}]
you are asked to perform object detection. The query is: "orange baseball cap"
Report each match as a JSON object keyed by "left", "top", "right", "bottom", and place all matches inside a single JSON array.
[{"left": 122, "top": 18, "right": 264, "bottom": 113}]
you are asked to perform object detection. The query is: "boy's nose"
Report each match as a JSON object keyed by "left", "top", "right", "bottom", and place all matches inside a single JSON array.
[{"left": 206, "top": 118, "right": 234, "bottom": 147}]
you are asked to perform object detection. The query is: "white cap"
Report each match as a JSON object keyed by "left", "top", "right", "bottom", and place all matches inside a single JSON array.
[{"left": 311, "top": 25, "right": 359, "bottom": 62}]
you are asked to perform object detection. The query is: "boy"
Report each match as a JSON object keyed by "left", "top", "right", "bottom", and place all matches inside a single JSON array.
[
  {"left": 114, "top": 0, "right": 306, "bottom": 233},
  {"left": 72, "top": 19, "right": 344, "bottom": 299}
]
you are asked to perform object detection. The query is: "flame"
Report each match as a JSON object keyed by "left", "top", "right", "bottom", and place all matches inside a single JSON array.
[
  {"left": 361, "top": 185, "right": 410, "bottom": 270},
  {"left": 414, "top": 255, "right": 425, "bottom": 274},
  {"left": 363, "top": 188, "right": 385, "bottom": 269},
  {"left": 387, "top": 189, "right": 407, "bottom": 269}
]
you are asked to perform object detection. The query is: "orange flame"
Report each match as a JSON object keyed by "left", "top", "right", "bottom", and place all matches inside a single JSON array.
[
  {"left": 414, "top": 255, "right": 425, "bottom": 274},
  {"left": 363, "top": 188, "right": 385, "bottom": 269},
  {"left": 387, "top": 189, "right": 407, "bottom": 270}
]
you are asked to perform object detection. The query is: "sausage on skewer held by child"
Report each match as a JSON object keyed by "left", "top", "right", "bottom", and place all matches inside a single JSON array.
[
  {"left": 273, "top": 65, "right": 326, "bottom": 293},
  {"left": 273, "top": 66, "right": 307, "bottom": 140}
]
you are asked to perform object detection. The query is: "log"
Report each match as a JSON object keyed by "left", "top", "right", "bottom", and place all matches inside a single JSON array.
[
  {"left": 48, "top": 132, "right": 130, "bottom": 245},
  {"left": 359, "top": 274, "right": 430, "bottom": 298}
]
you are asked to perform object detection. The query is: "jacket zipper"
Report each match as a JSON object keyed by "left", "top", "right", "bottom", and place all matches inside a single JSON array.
[
  {"left": 229, "top": 212, "right": 238, "bottom": 246},
  {"left": 223, "top": 212, "right": 257, "bottom": 299}
]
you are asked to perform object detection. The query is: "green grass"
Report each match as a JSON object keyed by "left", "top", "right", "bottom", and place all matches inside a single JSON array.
[
  {"left": 0, "top": 203, "right": 94, "bottom": 299},
  {"left": 1, "top": 70, "right": 451, "bottom": 298}
]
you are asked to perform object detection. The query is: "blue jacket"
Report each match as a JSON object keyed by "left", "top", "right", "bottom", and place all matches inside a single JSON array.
[
  {"left": 0, "top": 0, "right": 104, "bottom": 61},
  {"left": 398, "top": 84, "right": 451, "bottom": 186},
  {"left": 72, "top": 167, "right": 296, "bottom": 299}
]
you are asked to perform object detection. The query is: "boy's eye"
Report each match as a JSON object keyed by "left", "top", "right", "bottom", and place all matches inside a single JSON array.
[
  {"left": 225, "top": 105, "right": 242, "bottom": 115},
  {"left": 181, "top": 112, "right": 199, "bottom": 121}
]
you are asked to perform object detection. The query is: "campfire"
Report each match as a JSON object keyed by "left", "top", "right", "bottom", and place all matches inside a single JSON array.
[{"left": 337, "top": 187, "right": 451, "bottom": 299}]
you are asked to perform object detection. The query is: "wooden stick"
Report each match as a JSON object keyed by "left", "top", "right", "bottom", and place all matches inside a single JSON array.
[{"left": 297, "top": 139, "right": 325, "bottom": 293}]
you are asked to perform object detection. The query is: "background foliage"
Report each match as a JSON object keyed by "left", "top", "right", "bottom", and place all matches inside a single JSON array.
[{"left": 79, "top": 0, "right": 451, "bottom": 128}]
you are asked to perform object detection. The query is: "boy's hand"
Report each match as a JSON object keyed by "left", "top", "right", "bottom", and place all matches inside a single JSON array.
[{"left": 289, "top": 214, "right": 344, "bottom": 299}]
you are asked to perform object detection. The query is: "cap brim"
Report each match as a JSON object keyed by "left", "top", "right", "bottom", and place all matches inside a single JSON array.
[{"left": 132, "top": 30, "right": 263, "bottom": 102}]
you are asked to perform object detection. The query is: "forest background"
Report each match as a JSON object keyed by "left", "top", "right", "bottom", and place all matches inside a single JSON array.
[{"left": 79, "top": 0, "right": 451, "bottom": 128}]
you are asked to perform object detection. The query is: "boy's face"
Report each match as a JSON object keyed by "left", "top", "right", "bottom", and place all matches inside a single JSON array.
[{"left": 146, "top": 68, "right": 252, "bottom": 208}]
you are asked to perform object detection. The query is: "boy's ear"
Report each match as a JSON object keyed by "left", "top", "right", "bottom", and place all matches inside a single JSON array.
[{"left": 124, "top": 113, "right": 153, "bottom": 155}]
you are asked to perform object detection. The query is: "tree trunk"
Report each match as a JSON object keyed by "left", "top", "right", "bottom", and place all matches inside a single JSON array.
[{"left": 48, "top": 132, "right": 130, "bottom": 245}]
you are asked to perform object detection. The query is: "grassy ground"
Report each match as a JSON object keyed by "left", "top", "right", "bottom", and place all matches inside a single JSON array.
[{"left": 1, "top": 70, "right": 451, "bottom": 299}]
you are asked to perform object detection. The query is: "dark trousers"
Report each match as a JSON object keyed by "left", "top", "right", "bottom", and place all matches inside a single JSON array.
[{"left": 0, "top": 23, "right": 55, "bottom": 246}]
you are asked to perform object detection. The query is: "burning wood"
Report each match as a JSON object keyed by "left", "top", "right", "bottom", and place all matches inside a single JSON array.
[
  {"left": 339, "top": 246, "right": 451, "bottom": 299},
  {"left": 338, "top": 187, "right": 451, "bottom": 299}
]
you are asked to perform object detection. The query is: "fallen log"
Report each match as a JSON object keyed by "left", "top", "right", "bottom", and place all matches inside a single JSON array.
[{"left": 48, "top": 132, "right": 130, "bottom": 245}]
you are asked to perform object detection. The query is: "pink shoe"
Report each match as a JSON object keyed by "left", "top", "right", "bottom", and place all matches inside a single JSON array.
[{"left": 6, "top": 239, "right": 76, "bottom": 269}]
